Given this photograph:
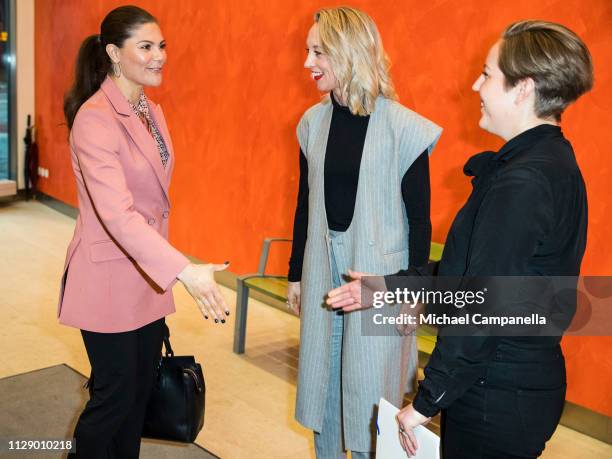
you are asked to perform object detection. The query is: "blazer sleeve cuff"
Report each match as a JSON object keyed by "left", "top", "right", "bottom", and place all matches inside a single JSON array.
[{"left": 156, "top": 251, "right": 191, "bottom": 292}]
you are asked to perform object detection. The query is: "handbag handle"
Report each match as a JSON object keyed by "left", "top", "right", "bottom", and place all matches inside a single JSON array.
[
  {"left": 162, "top": 324, "right": 203, "bottom": 393},
  {"left": 183, "top": 368, "right": 204, "bottom": 392},
  {"left": 162, "top": 323, "right": 174, "bottom": 357}
]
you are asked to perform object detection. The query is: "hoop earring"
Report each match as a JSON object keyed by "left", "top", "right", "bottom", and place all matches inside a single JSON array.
[{"left": 112, "top": 62, "right": 122, "bottom": 78}]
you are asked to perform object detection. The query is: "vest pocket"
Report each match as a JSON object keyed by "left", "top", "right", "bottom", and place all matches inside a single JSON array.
[
  {"left": 383, "top": 248, "right": 409, "bottom": 260},
  {"left": 382, "top": 249, "right": 409, "bottom": 273},
  {"left": 383, "top": 246, "right": 409, "bottom": 256},
  {"left": 382, "top": 236, "right": 408, "bottom": 255}
]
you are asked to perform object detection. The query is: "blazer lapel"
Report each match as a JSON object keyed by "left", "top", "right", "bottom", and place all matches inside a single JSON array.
[{"left": 100, "top": 77, "right": 170, "bottom": 203}]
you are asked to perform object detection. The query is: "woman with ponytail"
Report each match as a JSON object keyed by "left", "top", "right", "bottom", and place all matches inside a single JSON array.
[{"left": 60, "top": 6, "right": 229, "bottom": 457}]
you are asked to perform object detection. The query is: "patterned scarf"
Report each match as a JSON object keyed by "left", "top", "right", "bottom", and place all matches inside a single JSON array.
[{"left": 129, "top": 92, "right": 170, "bottom": 168}]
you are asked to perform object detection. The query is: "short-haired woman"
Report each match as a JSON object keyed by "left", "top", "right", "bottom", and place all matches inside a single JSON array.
[
  {"left": 288, "top": 6, "right": 442, "bottom": 457},
  {"left": 328, "top": 20, "right": 593, "bottom": 458},
  {"left": 60, "top": 6, "right": 230, "bottom": 457}
]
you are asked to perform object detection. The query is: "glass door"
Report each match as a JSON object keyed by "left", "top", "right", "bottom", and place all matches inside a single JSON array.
[
  {"left": 0, "top": 0, "right": 8, "bottom": 180},
  {"left": 0, "top": 0, "right": 14, "bottom": 185}
]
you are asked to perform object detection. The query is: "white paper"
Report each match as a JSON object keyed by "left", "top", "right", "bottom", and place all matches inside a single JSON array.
[{"left": 376, "top": 398, "right": 440, "bottom": 459}]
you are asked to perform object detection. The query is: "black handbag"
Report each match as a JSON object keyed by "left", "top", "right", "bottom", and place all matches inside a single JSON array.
[{"left": 142, "top": 324, "right": 206, "bottom": 443}]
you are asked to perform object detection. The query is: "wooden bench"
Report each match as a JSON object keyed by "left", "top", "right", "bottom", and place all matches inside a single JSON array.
[{"left": 232, "top": 238, "right": 444, "bottom": 354}]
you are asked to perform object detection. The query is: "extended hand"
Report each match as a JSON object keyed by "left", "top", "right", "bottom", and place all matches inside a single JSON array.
[
  {"left": 396, "top": 403, "right": 431, "bottom": 457},
  {"left": 178, "top": 262, "right": 230, "bottom": 324},
  {"left": 396, "top": 302, "right": 424, "bottom": 336},
  {"left": 326, "top": 270, "right": 385, "bottom": 312}
]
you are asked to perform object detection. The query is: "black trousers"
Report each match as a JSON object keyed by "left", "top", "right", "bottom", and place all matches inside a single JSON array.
[
  {"left": 70, "top": 318, "right": 165, "bottom": 458},
  {"left": 441, "top": 342, "right": 566, "bottom": 459}
]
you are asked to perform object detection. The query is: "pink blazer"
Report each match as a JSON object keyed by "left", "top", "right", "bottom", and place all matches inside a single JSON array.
[{"left": 58, "top": 77, "right": 190, "bottom": 333}]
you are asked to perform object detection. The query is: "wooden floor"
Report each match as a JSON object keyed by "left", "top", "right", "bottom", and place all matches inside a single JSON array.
[{"left": 0, "top": 200, "right": 610, "bottom": 459}]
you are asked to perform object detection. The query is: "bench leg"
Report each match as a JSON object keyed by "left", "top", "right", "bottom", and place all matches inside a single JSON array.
[{"left": 233, "top": 280, "right": 249, "bottom": 354}]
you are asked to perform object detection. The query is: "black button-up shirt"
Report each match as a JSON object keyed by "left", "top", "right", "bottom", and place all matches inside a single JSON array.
[{"left": 389, "top": 124, "right": 588, "bottom": 417}]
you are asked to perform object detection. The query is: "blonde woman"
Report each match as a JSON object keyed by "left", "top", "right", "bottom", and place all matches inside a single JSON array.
[{"left": 287, "top": 7, "right": 442, "bottom": 457}]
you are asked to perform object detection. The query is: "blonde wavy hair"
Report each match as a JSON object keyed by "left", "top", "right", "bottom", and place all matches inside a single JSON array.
[{"left": 314, "top": 6, "right": 397, "bottom": 116}]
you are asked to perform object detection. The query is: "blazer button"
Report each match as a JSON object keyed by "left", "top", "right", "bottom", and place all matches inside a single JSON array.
[
  {"left": 478, "top": 378, "right": 486, "bottom": 385},
  {"left": 368, "top": 240, "right": 375, "bottom": 246},
  {"left": 162, "top": 211, "right": 169, "bottom": 219},
  {"left": 148, "top": 218, "right": 156, "bottom": 225}
]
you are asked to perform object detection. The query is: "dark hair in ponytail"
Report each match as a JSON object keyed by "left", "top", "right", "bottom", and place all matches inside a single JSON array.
[{"left": 63, "top": 5, "right": 157, "bottom": 129}]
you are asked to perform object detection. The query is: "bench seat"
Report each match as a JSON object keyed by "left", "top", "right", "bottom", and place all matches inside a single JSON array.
[{"left": 233, "top": 239, "right": 444, "bottom": 355}]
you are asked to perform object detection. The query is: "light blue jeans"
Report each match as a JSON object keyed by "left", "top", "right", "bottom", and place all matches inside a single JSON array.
[{"left": 314, "top": 230, "right": 374, "bottom": 459}]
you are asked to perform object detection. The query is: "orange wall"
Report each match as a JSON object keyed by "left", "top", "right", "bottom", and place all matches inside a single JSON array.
[{"left": 35, "top": 0, "right": 612, "bottom": 416}]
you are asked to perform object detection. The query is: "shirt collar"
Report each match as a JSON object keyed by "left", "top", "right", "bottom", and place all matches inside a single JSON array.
[
  {"left": 129, "top": 91, "right": 149, "bottom": 116},
  {"left": 330, "top": 91, "right": 352, "bottom": 114},
  {"left": 494, "top": 124, "right": 563, "bottom": 161},
  {"left": 330, "top": 91, "right": 372, "bottom": 121}
]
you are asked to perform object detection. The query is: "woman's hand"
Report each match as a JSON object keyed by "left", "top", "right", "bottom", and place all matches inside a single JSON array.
[
  {"left": 286, "top": 281, "right": 301, "bottom": 316},
  {"left": 178, "top": 262, "right": 230, "bottom": 324},
  {"left": 396, "top": 302, "right": 424, "bottom": 336},
  {"left": 396, "top": 403, "right": 431, "bottom": 457},
  {"left": 326, "top": 270, "right": 385, "bottom": 312}
]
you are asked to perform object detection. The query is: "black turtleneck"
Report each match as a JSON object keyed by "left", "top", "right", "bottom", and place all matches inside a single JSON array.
[{"left": 288, "top": 94, "right": 431, "bottom": 281}]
